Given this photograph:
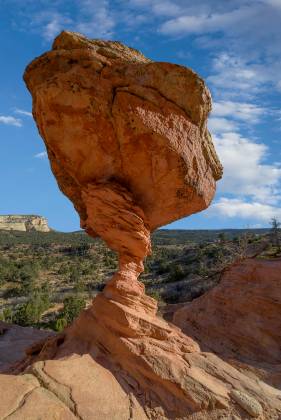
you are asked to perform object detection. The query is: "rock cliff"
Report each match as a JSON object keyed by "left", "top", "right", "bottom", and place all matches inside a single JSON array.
[
  {"left": 0, "top": 215, "right": 50, "bottom": 232},
  {"left": 1, "top": 31, "right": 280, "bottom": 420}
]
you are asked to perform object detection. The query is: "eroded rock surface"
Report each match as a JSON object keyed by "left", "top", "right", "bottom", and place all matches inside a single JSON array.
[
  {"left": 0, "top": 322, "right": 53, "bottom": 373},
  {"left": 24, "top": 30, "right": 222, "bottom": 231},
  {"left": 1, "top": 31, "right": 280, "bottom": 419},
  {"left": 3, "top": 266, "right": 281, "bottom": 419},
  {"left": 174, "top": 258, "right": 281, "bottom": 376}
]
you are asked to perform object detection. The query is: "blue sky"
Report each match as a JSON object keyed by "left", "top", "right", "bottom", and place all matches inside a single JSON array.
[{"left": 0, "top": 0, "right": 281, "bottom": 231}]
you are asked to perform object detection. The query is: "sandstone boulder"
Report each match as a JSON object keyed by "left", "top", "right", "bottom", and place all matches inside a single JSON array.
[{"left": 24, "top": 30, "right": 222, "bottom": 231}]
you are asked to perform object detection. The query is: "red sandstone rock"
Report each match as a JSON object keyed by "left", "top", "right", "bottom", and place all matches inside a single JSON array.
[
  {"left": 2, "top": 31, "right": 280, "bottom": 419},
  {"left": 174, "top": 258, "right": 281, "bottom": 368},
  {"left": 0, "top": 262, "right": 281, "bottom": 420},
  {"left": 0, "top": 321, "right": 53, "bottom": 373},
  {"left": 24, "top": 30, "right": 222, "bottom": 232}
]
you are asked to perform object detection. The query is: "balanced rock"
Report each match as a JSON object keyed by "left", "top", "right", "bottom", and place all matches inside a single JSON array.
[
  {"left": 24, "top": 30, "right": 222, "bottom": 231},
  {"left": 3, "top": 30, "right": 280, "bottom": 419}
]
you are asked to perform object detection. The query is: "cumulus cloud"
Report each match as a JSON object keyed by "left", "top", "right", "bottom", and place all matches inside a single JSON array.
[
  {"left": 209, "top": 198, "right": 281, "bottom": 222},
  {"left": 214, "top": 132, "right": 281, "bottom": 203},
  {"left": 208, "top": 117, "right": 238, "bottom": 134},
  {"left": 207, "top": 53, "right": 272, "bottom": 99},
  {"left": 212, "top": 101, "right": 266, "bottom": 123},
  {"left": 159, "top": 1, "right": 281, "bottom": 58},
  {"left": 0, "top": 115, "right": 22, "bottom": 127},
  {"left": 209, "top": 100, "right": 267, "bottom": 135},
  {"left": 160, "top": 6, "right": 253, "bottom": 36}
]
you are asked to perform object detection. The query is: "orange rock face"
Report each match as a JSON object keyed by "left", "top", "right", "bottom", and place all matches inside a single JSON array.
[
  {"left": 24, "top": 30, "right": 222, "bottom": 232},
  {"left": 3, "top": 260, "right": 281, "bottom": 419},
  {"left": 23, "top": 34, "right": 222, "bottom": 366},
  {"left": 174, "top": 258, "right": 281, "bottom": 366}
]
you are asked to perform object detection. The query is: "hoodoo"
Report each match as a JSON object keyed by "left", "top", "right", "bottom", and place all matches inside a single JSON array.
[
  {"left": 1, "top": 31, "right": 280, "bottom": 420},
  {"left": 23, "top": 30, "right": 222, "bottom": 333}
]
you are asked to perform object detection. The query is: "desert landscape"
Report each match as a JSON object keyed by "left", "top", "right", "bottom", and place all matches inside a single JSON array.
[{"left": 0, "top": 30, "right": 280, "bottom": 420}]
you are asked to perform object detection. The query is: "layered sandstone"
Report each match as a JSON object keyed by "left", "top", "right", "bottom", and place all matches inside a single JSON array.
[
  {"left": 0, "top": 215, "right": 50, "bottom": 232},
  {"left": 2, "top": 260, "right": 281, "bottom": 419},
  {"left": 1, "top": 30, "right": 278, "bottom": 419},
  {"left": 174, "top": 258, "right": 281, "bottom": 369}
]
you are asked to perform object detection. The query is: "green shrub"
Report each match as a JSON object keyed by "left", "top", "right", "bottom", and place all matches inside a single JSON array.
[
  {"left": 69, "top": 267, "right": 80, "bottom": 284},
  {"left": 62, "top": 295, "right": 86, "bottom": 324},
  {"left": 0, "top": 307, "right": 13, "bottom": 322},
  {"left": 167, "top": 265, "right": 186, "bottom": 282},
  {"left": 54, "top": 317, "right": 68, "bottom": 332},
  {"left": 13, "top": 291, "right": 50, "bottom": 327}
]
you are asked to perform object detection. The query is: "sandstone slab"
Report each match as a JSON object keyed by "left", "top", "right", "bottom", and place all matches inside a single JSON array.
[{"left": 173, "top": 258, "right": 281, "bottom": 365}]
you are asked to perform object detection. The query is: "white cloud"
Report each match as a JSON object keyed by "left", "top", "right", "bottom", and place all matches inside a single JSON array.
[
  {"left": 74, "top": 0, "right": 115, "bottom": 38},
  {"left": 0, "top": 115, "right": 22, "bottom": 127},
  {"left": 156, "top": 2, "right": 281, "bottom": 97},
  {"left": 212, "top": 101, "right": 265, "bottom": 123},
  {"left": 160, "top": 7, "right": 253, "bottom": 36},
  {"left": 209, "top": 198, "right": 281, "bottom": 222},
  {"left": 129, "top": 0, "right": 181, "bottom": 17},
  {"left": 30, "top": 1, "right": 114, "bottom": 41},
  {"left": 14, "top": 108, "right": 32, "bottom": 117},
  {"left": 209, "top": 100, "right": 267, "bottom": 136},
  {"left": 208, "top": 117, "right": 238, "bottom": 134},
  {"left": 263, "top": 0, "right": 281, "bottom": 10},
  {"left": 44, "top": 17, "right": 65, "bottom": 41},
  {"left": 214, "top": 132, "right": 281, "bottom": 203},
  {"left": 31, "top": 11, "right": 73, "bottom": 41},
  {"left": 34, "top": 151, "right": 47, "bottom": 159},
  {"left": 207, "top": 53, "right": 271, "bottom": 99},
  {"left": 159, "top": 2, "right": 281, "bottom": 59}
]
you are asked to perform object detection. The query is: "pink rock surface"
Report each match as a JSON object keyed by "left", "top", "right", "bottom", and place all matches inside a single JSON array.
[{"left": 174, "top": 258, "right": 281, "bottom": 378}]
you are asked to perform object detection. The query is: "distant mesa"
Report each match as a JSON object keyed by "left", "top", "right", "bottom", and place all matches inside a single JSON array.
[{"left": 0, "top": 215, "right": 51, "bottom": 232}]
